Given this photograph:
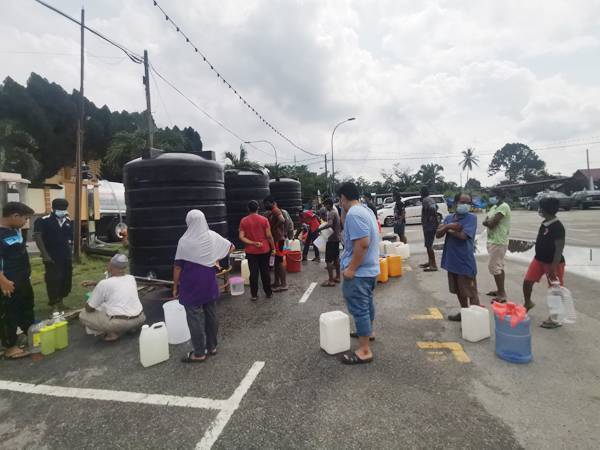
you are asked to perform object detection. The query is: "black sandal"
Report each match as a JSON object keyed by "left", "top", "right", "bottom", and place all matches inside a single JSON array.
[
  {"left": 423, "top": 267, "right": 438, "bottom": 272},
  {"left": 350, "top": 332, "right": 375, "bottom": 341},
  {"left": 418, "top": 263, "right": 430, "bottom": 268},
  {"left": 541, "top": 320, "right": 562, "bottom": 329},
  {"left": 181, "top": 351, "right": 207, "bottom": 363},
  {"left": 341, "top": 352, "right": 373, "bottom": 365}
]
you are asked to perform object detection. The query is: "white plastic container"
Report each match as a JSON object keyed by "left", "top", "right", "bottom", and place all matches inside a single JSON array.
[
  {"left": 461, "top": 305, "right": 491, "bottom": 342},
  {"left": 379, "top": 241, "right": 387, "bottom": 256},
  {"left": 139, "top": 322, "right": 170, "bottom": 367},
  {"left": 319, "top": 311, "right": 351, "bottom": 355},
  {"left": 546, "top": 282, "right": 565, "bottom": 320},
  {"left": 560, "top": 286, "right": 576, "bottom": 324},
  {"left": 314, "top": 228, "right": 333, "bottom": 253},
  {"left": 241, "top": 259, "right": 250, "bottom": 286},
  {"left": 162, "top": 300, "right": 191, "bottom": 345},
  {"left": 392, "top": 242, "right": 410, "bottom": 259},
  {"left": 230, "top": 276, "right": 245, "bottom": 296},
  {"left": 289, "top": 239, "right": 301, "bottom": 252}
]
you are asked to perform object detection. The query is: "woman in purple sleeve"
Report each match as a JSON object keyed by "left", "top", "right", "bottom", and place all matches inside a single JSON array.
[{"left": 173, "top": 210, "right": 234, "bottom": 363}]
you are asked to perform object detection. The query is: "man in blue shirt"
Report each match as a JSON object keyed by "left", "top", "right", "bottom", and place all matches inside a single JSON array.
[
  {"left": 337, "top": 182, "right": 380, "bottom": 365},
  {"left": 436, "top": 193, "right": 479, "bottom": 322}
]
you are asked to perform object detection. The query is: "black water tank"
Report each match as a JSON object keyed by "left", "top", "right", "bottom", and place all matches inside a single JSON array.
[
  {"left": 225, "top": 168, "right": 270, "bottom": 248},
  {"left": 124, "top": 150, "right": 226, "bottom": 279},
  {"left": 269, "top": 178, "right": 302, "bottom": 224}
]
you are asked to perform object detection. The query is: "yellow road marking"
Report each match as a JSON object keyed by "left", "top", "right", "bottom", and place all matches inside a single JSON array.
[
  {"left": 410, "top": 308, "right": 443, "bottom": 320},
  {"left": 417, "top": 341, "right": 471, "bottom": 363}
]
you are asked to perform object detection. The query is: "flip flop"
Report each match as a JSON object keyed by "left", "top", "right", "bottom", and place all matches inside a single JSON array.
[
  {"left": 541, "top": 320, "right": 562, "bottom": 329},
  {"left": 418, "top": 263, "right": 430, "bottom": 268},
  {"left": 341, "top": 352, "right": 373, "bottom": 365},
  {"left": 273, "top": 286, "right": 289, "bottom": 292},
  {"left": 208, "top": 348, "right": 218, "bottom": 356},
  {"left": 350, "top": 332, "right": 375, "bottom": 341},
  {"left": 486, "top": 291, "right": 498, "bottom": 297},
  {"left": 423, "top": 267, "right": 438, "bottom": 272},
  {"left": 333, "top": 278, "right": 341, "bottom": 284},
  {"left": 524, "top": 302, "right": 536, "bottom": 312},
  {"left": 4, "top": 349, "right": 30, "bottom": 360},
  {"left": 181, "top": 351, "right": 207, "bottom": 363},
  {"left": 321, "top": 281, "right": 336, "bottom": 287},
  {"left": 491, "top": 298, "right": 507, "bottom": 304}
]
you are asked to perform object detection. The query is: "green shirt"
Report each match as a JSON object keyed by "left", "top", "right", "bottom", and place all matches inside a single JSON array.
[{"left": 487, "top": 202, "right": 511, "bottom": 246}]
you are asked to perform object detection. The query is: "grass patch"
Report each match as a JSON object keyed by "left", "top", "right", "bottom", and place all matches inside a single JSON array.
[{"left": 31, "top": 253, "right": 115, "bottom": 320}]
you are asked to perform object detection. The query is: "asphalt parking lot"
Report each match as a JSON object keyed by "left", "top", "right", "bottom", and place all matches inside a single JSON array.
[{"left": 1, "top": 208, "right": 599, "bottom": 449}]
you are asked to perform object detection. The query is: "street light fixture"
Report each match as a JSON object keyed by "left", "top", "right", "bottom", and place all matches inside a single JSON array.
[
  {"left": 244, "top": 139, "right": 278, "bottom": 177},
  {"left": 330, "top": 117, "right": 356, "bottom": 195}
]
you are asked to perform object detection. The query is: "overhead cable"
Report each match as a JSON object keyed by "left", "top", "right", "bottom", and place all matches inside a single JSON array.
[{"left": 148, "top": 0, "right": 321, "bottom": 157}]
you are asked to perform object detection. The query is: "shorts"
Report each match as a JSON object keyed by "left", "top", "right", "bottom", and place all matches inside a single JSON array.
[
  {"left": 487, "top": 244, "right": 507, "bottom": 275},
  {"left": 275, "top": 240, "right": 285, "bottom": 263},
  {"left": 423, "top": 228, "right": 436, "bottom": 249},
  {"left": 524, "top": 259, "right": 565, "bottom": 285},
  {"left": 325, "top": 241, "right": 340, "bottom": 263},
  {"left": 448, "top": 272, "right": 478, "bottom": 298},
  {"left": 394, "top": 223, "right": 406, "bottom": 236}
]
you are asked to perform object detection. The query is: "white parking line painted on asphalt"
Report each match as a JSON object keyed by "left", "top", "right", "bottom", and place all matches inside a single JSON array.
[
  {"left": 299, "top": 282, "right": 318, "bottom": 303},
  {"left": 197, "top": 361, "right": 265, "bottom": 449},
  {"left": 0, "top": 361, "right": 266, "bottom": 450}
]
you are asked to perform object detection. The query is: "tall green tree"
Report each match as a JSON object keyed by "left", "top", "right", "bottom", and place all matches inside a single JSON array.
[
  {"left": 224, "top": 146, "right": 263, "bottom": 170},
  {"left": 416, "top": 163, "right": 445, "bottom": 191},
  {"left": 0, "top": 119, "right": 41, "bottom": 180},
  {"left": 488, "top": 143, "right": 548, "bottom": 182},
  {"left": 460, "top": 148, "right": 479, "bottom": 186}
]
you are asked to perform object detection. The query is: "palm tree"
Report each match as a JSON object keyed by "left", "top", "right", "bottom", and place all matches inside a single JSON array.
[
  {"left": 0, "top": 119, "right": 41, "bottom": 180},
  {"left": 460, "top": 148, "right": 479, "bottom": 187},
  {"left": 417, "top": 163, "right": 444, "bottom": 190},
  {"left": 224, "top": 145, "right": 262, "bottom": 170}
]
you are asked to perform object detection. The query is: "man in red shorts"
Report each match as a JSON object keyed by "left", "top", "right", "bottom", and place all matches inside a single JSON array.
[{"left": 523, "top": 196, "right": 566, "bottom": 326}]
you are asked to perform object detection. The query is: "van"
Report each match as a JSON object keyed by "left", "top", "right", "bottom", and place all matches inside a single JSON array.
[{"left": 377, "top": 195, "right": 448, "bottom": 227}]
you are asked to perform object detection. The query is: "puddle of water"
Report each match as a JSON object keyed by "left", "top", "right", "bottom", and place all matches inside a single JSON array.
[{"left": 475, "top": 234, "right": 600, "bottom": 282}]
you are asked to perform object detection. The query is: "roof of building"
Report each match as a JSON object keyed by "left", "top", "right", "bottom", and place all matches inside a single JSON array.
[{"left": 574, "top": 168, "right": 600, "bottom": 181}]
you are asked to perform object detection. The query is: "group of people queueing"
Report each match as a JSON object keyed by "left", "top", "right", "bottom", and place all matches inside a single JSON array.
[{"left": 422, "top": 188, "right": 566, "bottom": 329}]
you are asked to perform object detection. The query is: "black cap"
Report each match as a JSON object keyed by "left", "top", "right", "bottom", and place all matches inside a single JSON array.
[{"left": 52, "top": 198, "right": 69, "bottom": 210}]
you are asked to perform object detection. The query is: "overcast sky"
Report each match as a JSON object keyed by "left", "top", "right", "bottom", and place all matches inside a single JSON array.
[{"left": 2, "top": 0, "right": 600, "bottom": 185}]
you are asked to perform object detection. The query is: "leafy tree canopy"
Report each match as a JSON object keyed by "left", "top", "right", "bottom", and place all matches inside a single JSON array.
[{"left": 488, "top": 143, "right": 548, "bottom": 183}]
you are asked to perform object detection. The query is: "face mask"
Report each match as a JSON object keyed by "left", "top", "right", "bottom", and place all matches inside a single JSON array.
[
  {"left": 488, "top": 197, "right": 497, "bottom": 205},
  {"left": 54, "top": 210, "right": 68, "bottom": 218},
  {"left": 456, "top": 204, "right": 470, "bottom": 215}
]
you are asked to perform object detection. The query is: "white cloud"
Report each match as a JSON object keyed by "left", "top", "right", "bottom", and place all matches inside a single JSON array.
[{"left": 1, "top": 0, "right": 600, "bottom": 185}]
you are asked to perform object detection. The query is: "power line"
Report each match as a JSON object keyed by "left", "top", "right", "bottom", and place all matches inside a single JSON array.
[
  {"left": 150, "top": 65, "right": 273, "bottom": 159},
  {"left": 149, "top": 69, "right": 173, "bottom": 126},
  {"left": 148, "top": 0, "right": 321, "bottom": 157},
  {"left": 34, "top": 0, "right": 143, "bottom": 64}
]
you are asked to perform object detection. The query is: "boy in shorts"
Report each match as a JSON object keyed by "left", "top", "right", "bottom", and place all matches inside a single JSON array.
[{"left": 523, "top": 197, "right": 566, "bottom": 328}]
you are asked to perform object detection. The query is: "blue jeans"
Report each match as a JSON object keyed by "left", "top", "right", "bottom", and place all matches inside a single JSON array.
[{"left": 342, "top": 276, "right": 376, "bottom": 337}]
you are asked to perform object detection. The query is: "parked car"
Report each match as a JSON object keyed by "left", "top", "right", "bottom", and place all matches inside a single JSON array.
[
  {"left": 526, "top": 191, "right": 574, "bottom": 211},
  {"left": 96, "top": 180, "right": 127, "bottom": 241},
  {"left": 571, "top": 190, "right": 600, "bottom": 209},
  {"left": 378, "top": 195, "right": 448, "bottom": 227}
]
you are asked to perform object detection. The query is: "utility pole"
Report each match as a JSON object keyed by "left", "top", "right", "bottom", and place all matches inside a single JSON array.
[
  {"left": 143, "top": 50, "right": 153, "bottom": 148},
  {"left": 586, "top": 148, "right": 594, "bottom": 190},
  {"left": 324, "top": 154, "right": 328, "bottom": 195},
  {"left": 73, "top": 7, "right": 85, "bottom": 263}
]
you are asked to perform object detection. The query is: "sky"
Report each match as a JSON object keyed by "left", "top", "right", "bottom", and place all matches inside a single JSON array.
[{"left": 2, "top": 0, "right": 600, "bottom": 185}]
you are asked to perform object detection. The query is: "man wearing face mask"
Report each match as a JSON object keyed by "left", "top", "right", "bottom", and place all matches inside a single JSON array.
[
  {"left": 437, "top": 193, "right": 479, "bottom": 321},
  {"left": 482, "top": 190, "right": 511, "bottom": 303},
  {"left": 34, "top": 198, "right": 73, "bottom": 311}
]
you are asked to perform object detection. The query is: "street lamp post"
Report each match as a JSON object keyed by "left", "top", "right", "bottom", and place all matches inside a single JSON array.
[
  {"left": 330, "top": 117, "right": 355, "bottom": 195},
  {"left": 244, "top": 139, "right": 278, "bottom": 178}
]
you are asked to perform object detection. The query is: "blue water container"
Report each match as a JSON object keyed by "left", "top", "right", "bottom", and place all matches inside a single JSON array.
[{"left": 494, "top": 314, "right": 532, "bottom": 364}]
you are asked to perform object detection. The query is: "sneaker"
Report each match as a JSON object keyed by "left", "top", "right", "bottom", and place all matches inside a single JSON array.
[{"left": 448, "top": 313, "right": 462, "bottom": 322}]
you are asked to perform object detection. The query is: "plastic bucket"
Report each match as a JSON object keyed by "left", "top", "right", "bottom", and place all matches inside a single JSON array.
[
  {"left": 230, "top": 276, "right": 245, "bottom": 296},
  {"left": 286, "top": 250, "right": 302, "bottom": 273}
]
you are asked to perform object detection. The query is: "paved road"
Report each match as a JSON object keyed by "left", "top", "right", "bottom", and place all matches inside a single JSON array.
[
  {"left": 1, "top": 249, "right": 599, "bottom": 448},
  {"left": 385, "top": 209, "right": 600, "bottom": 248}
]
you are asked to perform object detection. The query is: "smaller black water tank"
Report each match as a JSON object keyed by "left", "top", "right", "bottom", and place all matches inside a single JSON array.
[
  {"left": 225, "top": 168, "right": 270, "bottom": 248},
  {"left": 269, "top": 178, "right": 302, "bottom": 224}
]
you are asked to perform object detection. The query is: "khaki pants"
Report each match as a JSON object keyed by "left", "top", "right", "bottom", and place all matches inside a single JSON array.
[{"left": 79, "top": 309, "right": 146, "bottom": 335}]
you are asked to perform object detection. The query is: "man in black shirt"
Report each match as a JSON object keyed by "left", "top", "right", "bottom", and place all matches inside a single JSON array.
[
  {"left": 523, "top": 197, "right": 565, "bottom": 322},
  {"left": 0, "top": 202, "right": 35, "bottom": 359},
  {"left": 34, "top": 199, "right": 73, "bottom": 311}
]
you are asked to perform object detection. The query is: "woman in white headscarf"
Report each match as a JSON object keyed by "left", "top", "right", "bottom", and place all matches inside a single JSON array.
[{"left": 173, "top": 210, "right": 234, "bottom": 363}]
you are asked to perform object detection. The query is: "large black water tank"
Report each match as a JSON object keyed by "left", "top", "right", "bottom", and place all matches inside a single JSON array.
[
  {"left": 269, "top": 178, "right": 302, "bottom": 224},
  {"left": 124, "top": 150, "right": 226, "bottom": 279},
  {"left": 225, "top": 168, "right": 270, "bottom": 248}
]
